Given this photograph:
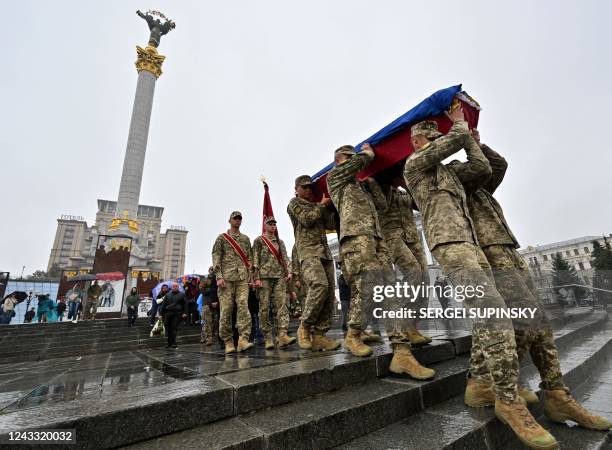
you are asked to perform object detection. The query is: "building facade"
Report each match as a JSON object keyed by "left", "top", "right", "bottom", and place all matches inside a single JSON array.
[{"left": 48, "top": 201, "right": 187, "bottom": 280}]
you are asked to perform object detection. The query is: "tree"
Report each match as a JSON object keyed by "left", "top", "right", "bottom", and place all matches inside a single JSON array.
[
  {"left": 47, "top": 264, "right": 63, "bottom": 278},
  {"left": 551, "top": 253, "right": 586, "bottom": 306},
  {"left": 591, "top": 239, "right": 612, "bottom": 307}
]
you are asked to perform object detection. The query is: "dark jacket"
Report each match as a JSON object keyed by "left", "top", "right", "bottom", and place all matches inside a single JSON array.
[
  {"left": 125, "top": 293, "right": 140, "bottom": 308},
  {"left": 160, "top": 291, "right": 187, "bottom": 316},
  {"left": 204, "top": 274, "right": 219, "bottom": 305}
]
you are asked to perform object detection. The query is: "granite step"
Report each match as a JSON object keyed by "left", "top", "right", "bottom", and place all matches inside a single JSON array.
[
  {"left": 122, "top": 313, "right": 609, "bottom": 449},
  {"left": 339, "top": 314, "right": 612, "bottom": 450}
]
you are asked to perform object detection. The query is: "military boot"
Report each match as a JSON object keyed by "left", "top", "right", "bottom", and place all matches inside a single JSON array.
[
  {"left": 224, "top": 340, "right": 236, "bottom": 354},
  {"left": 312, "top": 333, "right": 342, "bottom": 351},
  {"left": 362, "top": 329, "right": 383, "bottom": 343},
  {"left": 297, "top": 324, "right": 312, "bottom": 350},
  {"left": 237, "top": 336, "right": 254, "bottom": 352},
  {"left": 264, "top": 335, "right": 275, "bottom": 350},
  {"left": 403, "top": 329, "right": 432, "bottom": 346},
  {"left": 277, "top": 331, "right": 296, "bottom": 348},
  {"left": 344, "top": 329, "right": 373, "bottom": 357},
  {"left": 495, "top": 398, "right": 559, "bottom": 450},
  {"left": 389, "top": 345, "right": 435, "bottom": 380},
  {"left": 465, "top": 379, "right": 532, "bottom": 407},
  {"left": 544, "top": 389, "right": 612, "bottom": 431}
]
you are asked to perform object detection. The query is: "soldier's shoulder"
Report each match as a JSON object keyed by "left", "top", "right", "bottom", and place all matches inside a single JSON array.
[{"left": 253, "top": 235, "right": 263, "bottom": 244}]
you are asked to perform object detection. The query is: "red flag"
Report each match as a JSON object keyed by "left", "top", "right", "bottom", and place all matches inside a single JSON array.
[{"left": 261, "top": 179, "right": 277, "bottom": 236}]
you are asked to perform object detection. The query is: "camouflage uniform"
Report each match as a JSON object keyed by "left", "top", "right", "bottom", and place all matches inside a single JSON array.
[
  {"left": 404, "top": 120, "right": 519, "bottom": 402},
  {"left": 451, "top": 144, "right": 565, "bottom": 391},
  {"left": 327, "top": 147, "right": 411, "bottom": 344},
  {"left": 368, "top": 179, "right": 430, "bottom": 328},
  {"left": 289, "top": 244, "right": 306, "bottom": 317},
  {"left": 287, "top": 193, "right": 336, "bottom": 333},
  {"left": 252, "top": 233, "right": 291, "bottom": 337},
  {"left": 212, "top": 228, "right": 253, "bottom": 342}
]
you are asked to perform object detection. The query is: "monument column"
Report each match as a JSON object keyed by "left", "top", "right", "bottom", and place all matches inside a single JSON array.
[{"left": 110, "top": 10, "right": 175, "bottom": 234}]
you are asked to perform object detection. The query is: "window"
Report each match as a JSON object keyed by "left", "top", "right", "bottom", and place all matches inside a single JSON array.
[
  {"left": 574, "top": 249, "right": 579, "bottom": 255},
  {"left": 543, "top": 255, "right": 548, "bottom": 261},
  {"left": 584, "top": 247, "right": 590, "bottom": 253},
  {"left": 578, "top": 262, "right": 585, "bottom": 270},
  {"left": 565, "top": 251, "right": 571, "bottom": 257}
]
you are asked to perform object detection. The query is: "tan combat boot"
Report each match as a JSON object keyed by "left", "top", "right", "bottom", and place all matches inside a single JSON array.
[
  {"left": 543, "top": 389, "right": 612, "bottom": 431},
  {"left": 277, "top": 330, "right": 296, "bottom": 348},
  {"left": 297, "top": 324, "right": 312, "bottom": 350},
  {"left": 344, "top": 329, "right": 373, "bottom": 357},
  {"left": 224, "top": 339, "right": 236, "bottom": 354},
  {"left": 495, "top": 398, "right": 559, "bottom": 450},
  {"left": 464, "top": 377, "right": 495, "bottom": 407},
  {"left": 389, "top": 345, "right": 435, "bottom": 380},
  {"left": 312, "top": 333, "right": 342, "bottom": 351},
  {"left": 264, "top": 335, "right": 275, "bottom": 350},
  {"left": 237, "top": 336, "right": 254, "bottom": 352},
  {"left": 465, "top": 379, "right": 533, "bottom": 407},
  {"left": 403, "top": 329, "right": 432, "bottom": 346},
  {"left": 362, "top": 329, "right": 383, "bottom": 343}
]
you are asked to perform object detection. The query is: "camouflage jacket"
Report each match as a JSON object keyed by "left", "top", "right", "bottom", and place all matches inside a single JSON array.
[
  {"left": 212, "top": 231, "right": 252, "bottom": 282},
  {"left": 403, "top": 120, "right": 491, "bottom": 251},
  {"left": 450, "top": 144, "right": 519, "bottom": 248},
  {"left": 368, "top": 179, "right": 419, "bottom": 243},
  {"left": 291, "top": 244, "right": 301, "bottom": 279},
  {"left": 327, "top": 150, "right": 382, "bottom": 242},
  {"left": 287, "top": 197, "right": 334, "bottom": 262},
  {"left": 252, "top": 235, "right": 290, "bottom": 279}
]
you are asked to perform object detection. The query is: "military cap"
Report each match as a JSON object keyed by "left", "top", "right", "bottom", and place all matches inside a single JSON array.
[
  {"left": 295, "top": 175, "right": 314, "bottom": 187},
  {"left": 411, "top": 120, "right": 443, "bottom": 140},
  {"left": 230, "top": 211, "right": 243, "bottom": 219},
  {"left": 264, "top": 216, "right": 277, "bottom": 224},
  {"left": 334, "top": 145, "right": 356, "bottom": 157}
]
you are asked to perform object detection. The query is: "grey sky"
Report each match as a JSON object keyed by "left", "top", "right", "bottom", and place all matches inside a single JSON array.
[{"left": 1, "top": 0, "right": 611, "bottom": 277}]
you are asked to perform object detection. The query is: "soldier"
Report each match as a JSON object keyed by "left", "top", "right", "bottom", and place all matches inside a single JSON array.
[
  {"left": 252, "top": 217, "right": 297, "bottom": 349},
  {"left": 404, "top": 105, "right": 558, "bottom": 450},
  {"left": 327, "top": 143, "right": 435, "bottom": 380},
  {"left": 85, "top": 280, "right": 102, "bottom": 320},
  {"left": 288, "top": 244, "right": 306, "bottom": 318},
  {"left": 212, "top": 211, "right": 254, "bottom": 354},
  {"left": 287, "top": 175, "right": 341, "bottom": 351},
  {"left": 452, "top": 130, "right": 611, "bottom": 431},
  {"left": 367, "top": 177, "right": 432, "bottom": 346}
]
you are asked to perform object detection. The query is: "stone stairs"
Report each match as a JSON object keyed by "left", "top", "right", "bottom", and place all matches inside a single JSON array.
[{"left": 0, "top": 308, "right": 609, "bottom": 449}]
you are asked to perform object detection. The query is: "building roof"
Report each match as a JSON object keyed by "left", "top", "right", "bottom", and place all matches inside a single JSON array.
[{"left": 519, "top": 236, "right": 604, "bottom": 254}]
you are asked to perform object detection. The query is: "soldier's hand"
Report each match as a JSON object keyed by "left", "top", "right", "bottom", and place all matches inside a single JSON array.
[
  {"left": 446, "top": 104, "right": 465, "bottom": 122},
  {"left": 217, "top": 278, "right": 226, "bottom": 289},
  {"left": 320, "top": 194, "right": 332, "bottom": 207},
  {"left": 182, "top": 313, "right": 187, "bottom": 319},
  {"left": 361, "top": 143, "right": 375, "bottom": 154},
  {"left": 254, "top": 279, "right": 263, "bottom": 289},
  {"left": 212, "top": 302, "right": 218, "bottom": 308},
  {"left": 290, "top": 292, "right": 297, "bottom": 301},
  {"left": 471, "top": 128, "right": 480, "bottom": 143},
  {"left": 295, "top": 280, "right": 301, "bottom": 289},
  {"left": 285, "top": 273, "right": 292, "bottom": 282}
]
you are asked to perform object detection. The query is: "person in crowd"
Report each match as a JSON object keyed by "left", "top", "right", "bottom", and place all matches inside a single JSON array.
[
  {"left": 201, "top": 267, "right": 221, "bottom": 345},
  {"left": 248, "top": 286, "right": 264, "bottom": 345},
  {"left": 66, "top": 284, "right": 83, "bottom": 323},
  {"left": 1, "top": 294, "right": 18, "bottom": 324},
  {"left": 24, "top": 308, "right": 35, "bottom": 323},
  {"left": 160, "top": 283, "right": 187, "bottom": 349},
  {"left": 36, "top": 294, "right": 56, "bottom": 323},
  {"left": 125, "top": 287, "right": 140, "bottom": 327},
  {"left": 56, "top": 299, "right": 67, "bottom": 321},
  {"left": 150, "top": 284, "right": 169, "bottom": 326},
  {"left": 184, "top": 278, "right": 199, "bottom": 325},
  {"left": 85, "top": 280, "right": 102, "bottom": 320}
]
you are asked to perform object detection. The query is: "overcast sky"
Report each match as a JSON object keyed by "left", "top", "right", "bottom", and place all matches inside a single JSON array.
[{"left": 1, "top": 0, "right": 611, "bottom": 277}]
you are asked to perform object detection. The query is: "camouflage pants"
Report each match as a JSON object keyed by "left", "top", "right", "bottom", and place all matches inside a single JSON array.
[
  {"left": 300, "top": 257, "right": 335, "bottom": 333},
  {"left": 386, "top": 235, "right": 430, "bottom": 329},
  {"left": 83, "top": 296, "right": 98, "bottom": 321},
  {"left": 201, "top": 304, "right": 220, "bottom": 342},
  {"left": 431, "top": 241, "right": 518, "bottom": 402},
  {"left": 342, "top": 235, "right": 411, "bottom": 345},
  {"left": 258, "top": 277, "right": 290, "bottom": 336},
  {"left": 218, "top": 280, "right": 251, "bottom": 341},
  {"left": 481, "top": 244, "right": 565, "bottom": 390}
]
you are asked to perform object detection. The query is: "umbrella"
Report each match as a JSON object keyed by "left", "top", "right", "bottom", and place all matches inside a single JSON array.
[
  {"left": 96, "top": 271, "right": 124, "bottom": 281},
  {"left": 68, "top": 273, "right": 97, "bottom": 282},
  {"left": 2, "top": 291, "right": 28, "bottom": 303},
  {"left": 175, "top": 274, "right": 203, "bottom": 284},
  {"left": 151, "top": 281, "right": 183, "bottom": 299}
]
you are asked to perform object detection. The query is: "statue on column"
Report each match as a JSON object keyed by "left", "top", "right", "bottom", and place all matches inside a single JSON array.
[{"left": 137, "top": 10, "right": 176, "bottom": 48}]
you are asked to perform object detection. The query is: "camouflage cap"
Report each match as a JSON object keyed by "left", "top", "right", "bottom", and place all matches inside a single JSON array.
[
  {"left": 334, "top": 145, "right": 356, "bottom": 158},
  {"left": 230, "top": 211, "right": 243, "bottom": 219},
  {"left": 411, "top": 120, "right": 443, "bottom": 140},
  {"left": 264, "top": 216, "right": 277, "bottom": 224},
  {"left": 295, "top": 175, "right": 314, "bottom": 187}
]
